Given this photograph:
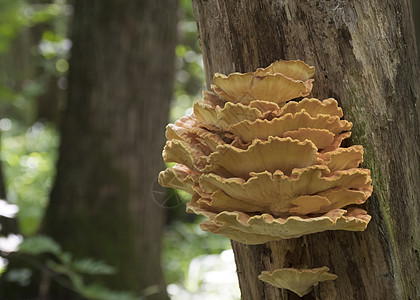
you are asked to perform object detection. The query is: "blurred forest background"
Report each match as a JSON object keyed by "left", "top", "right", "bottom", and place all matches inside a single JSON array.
[
  {"left": 0, "top": 0, "right": 419, "bottom": 299},
  {"left": 0, "top": 0, "right": 239, "bottom": 299}
]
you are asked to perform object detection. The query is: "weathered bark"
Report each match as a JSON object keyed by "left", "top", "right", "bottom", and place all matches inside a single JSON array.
[
  {"left": 192, "top": 1, "right": 420, "bottom": 299},
  {"left": 42, "top": 1, "right": 177, "bottom": 299},
  {"left": 413, "top": 0, "right": 420, "bottom": 61}
]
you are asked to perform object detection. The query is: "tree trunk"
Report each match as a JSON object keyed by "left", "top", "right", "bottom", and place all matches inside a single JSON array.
[
  {"left": 43, "top": 1, "right": 177, "bottom": 299},
  {"left": 192, "top": 1, "right": 420, "bottom": 299},
  {"left": 413, "top": 0, "right": 420, "bottom": 62}
]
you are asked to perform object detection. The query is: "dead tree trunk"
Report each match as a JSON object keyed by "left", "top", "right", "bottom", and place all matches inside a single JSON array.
[
  {"left": 192, "top": 0, "right": 420, "bottom": 299},
  {"left": 413, "top": 0, "right": 420, "bottom": 62}
]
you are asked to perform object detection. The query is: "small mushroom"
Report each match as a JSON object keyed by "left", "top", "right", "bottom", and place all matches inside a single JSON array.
[{"left": 258, "top": 267, "right": 338, "bottom": 297}]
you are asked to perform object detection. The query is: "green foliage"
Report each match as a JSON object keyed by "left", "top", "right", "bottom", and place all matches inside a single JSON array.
[
  {"left": 0, "top": 0, "right": 26, "bottom": 54},
  {"left": 162, "top": 218, "right": 231, "bottom": 285},
  {"left": 0, "top": 257, "right": 6, "bottom": 277},
  {"left": 19, "top": 234, "right": 61, "bottom": 256},
  {"left": 0, "top": 0, "right": 70, "bottom": 128},
  {"left": 0, "top": 0, "right": 64, "bottom": 236},
  {"left": 45, "top": 253, "right": 142, "bottom": 300},
  {"left": 9, "top": 234, "right": 144, "bottom": 300},
  {"left": 72, "top": 258, "right": 116, "bottom": 276},
  {"left": 171, "top": 0, "right": 205, "bottom": 122},
  {"left": 0, "top": 0, "right": 68, "bottom": 53},
  {"left": 1, "top": 122, "right": 58, "bottom": 235}
]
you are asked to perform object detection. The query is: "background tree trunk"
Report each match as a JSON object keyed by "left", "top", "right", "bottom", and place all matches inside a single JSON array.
[
  {"left": 43, "top": 0, "right": 177, "bottom": 299},
  {"left": 192, "top": 0, "right": 420, "bottom": 299}
]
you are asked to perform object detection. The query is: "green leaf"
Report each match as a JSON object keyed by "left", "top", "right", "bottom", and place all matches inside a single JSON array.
[
  {"left": 0, "top": 265, "right": 5, "bottom": 277},
  {"left": 72, "top": 258, "right": 115, "bottom": 275},
  {"left": 19, "top": 235, "right": 61, "bottom": 255}
]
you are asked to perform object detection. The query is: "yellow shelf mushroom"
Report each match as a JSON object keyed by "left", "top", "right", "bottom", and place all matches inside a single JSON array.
[{"left": 158, "top": 59, "right": 372, "bottom": 244}]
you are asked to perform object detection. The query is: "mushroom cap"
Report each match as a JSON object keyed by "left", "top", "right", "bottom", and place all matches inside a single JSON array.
[
  {"left": 188, "top": 194, "right": 371, "bottom": 243},
  {"left": 158, "top": 164, "right": 197, "bottom": 194},
  {"left": 194, "top": 100, "right": 263, "bottom": 131},
  {"left": 278, "top": 97, "right": 343, "bottom": 118},
  {"left": 258, "top": 267, "right": 338, "bottom": 297},
  {"left": 204, "top": 137, "right": 319, "bottom": 178},
  {"left": 199, "top": 166, "right": 371, "bottom": 211},
  {"left": 212, "top": 60, "right": 314, "bottom": 104},
  {"left": 229, "top": 110, "right": 352, "bottom": 143}
]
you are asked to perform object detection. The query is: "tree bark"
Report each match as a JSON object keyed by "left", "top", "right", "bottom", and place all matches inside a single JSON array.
[
  {"left": 192, "top": 1, "right": 420, "bottom": 299},
  {"left": 42, "top": 1, "right": 177, "bottom": 299},
  {"left": 413, "top": 0, "right": 420, "bottom": 62}
]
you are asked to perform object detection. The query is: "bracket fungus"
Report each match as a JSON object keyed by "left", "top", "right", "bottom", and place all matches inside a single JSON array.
[
  {"left": 258, "top": 267, "right": 338, "bottom": 297},
  {"left": 159, "top": 59, "right": 372, "bottom": 244}
]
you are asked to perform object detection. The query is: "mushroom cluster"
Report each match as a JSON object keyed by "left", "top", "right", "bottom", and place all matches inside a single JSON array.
[{"left": 159, "top": 60, "right": 372, "bottom": 245}]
